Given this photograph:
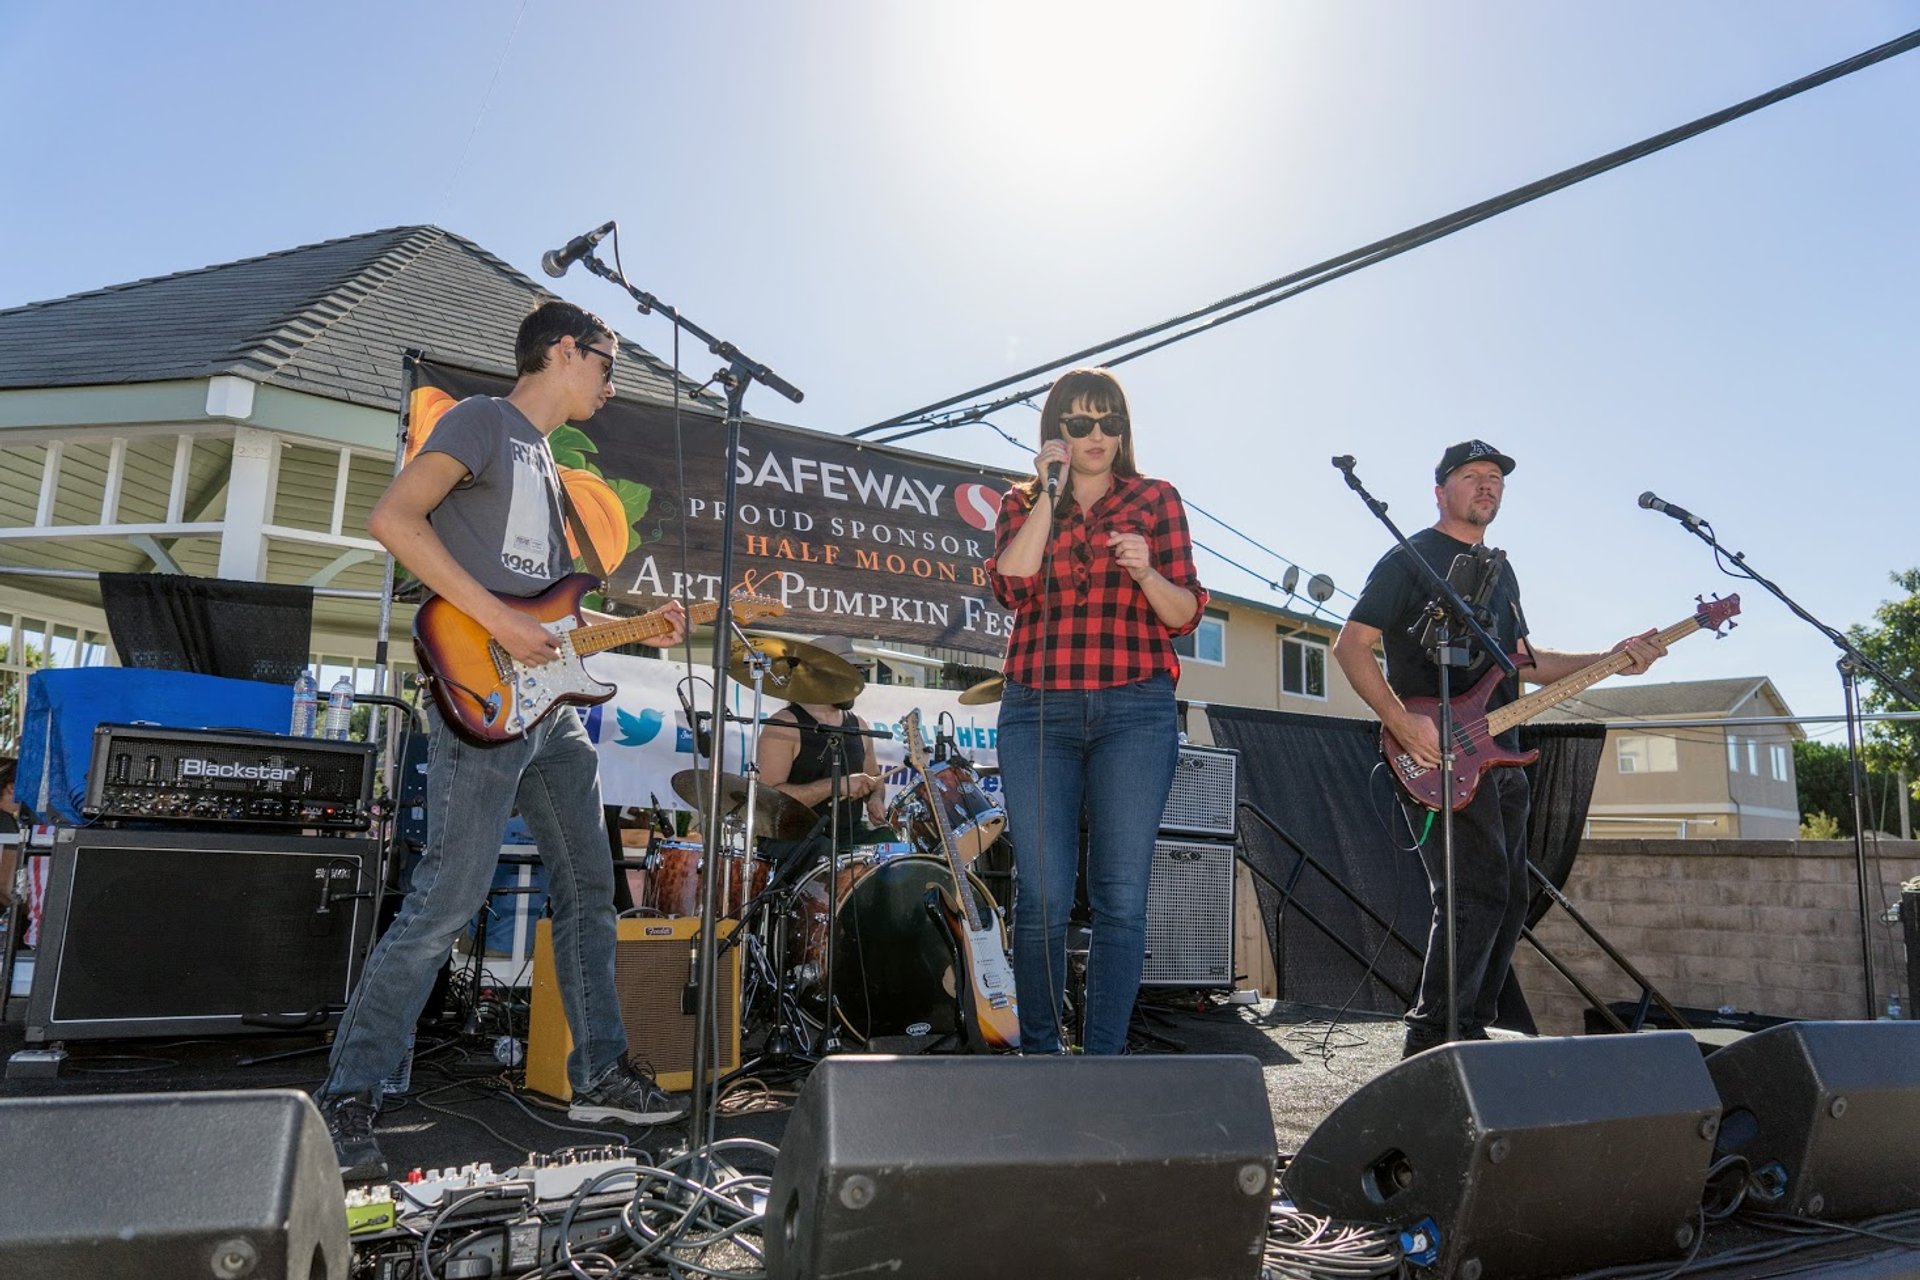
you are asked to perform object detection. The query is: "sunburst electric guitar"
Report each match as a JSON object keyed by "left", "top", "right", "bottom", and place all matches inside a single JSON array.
[
  {"left": 414, "top": 573, "right": 783, "bottom": 744},
  {"left": 1385, "top": 593, "right": 1741, "bottom": 811},
  {"left": 902, "top": 708, "right": 1019, "bottom": 1051}
]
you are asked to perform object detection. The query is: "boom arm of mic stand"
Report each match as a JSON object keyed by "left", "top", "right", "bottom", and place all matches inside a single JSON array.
[{"left": 578, "top": 254, "right": 803, "bottom": 404}]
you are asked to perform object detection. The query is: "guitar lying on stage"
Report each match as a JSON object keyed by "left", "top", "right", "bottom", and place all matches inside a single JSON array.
[
  {"left": 902, "top": 707, "right": 1019, "bottom": 1052},
  {"left": 1384, "top": 593, "right": 1741, "bottom": 811},
  {"left": 413, "top": 573, "right": 782, "bottom": 744}
]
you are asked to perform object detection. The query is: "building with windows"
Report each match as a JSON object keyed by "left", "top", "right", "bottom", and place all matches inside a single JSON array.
[
  {"left": 1536, "top": 676, "right": 1803, "bottom": 839},
  {"left": 1168, "top": 590, "right": 1370, "bottom": 718}
]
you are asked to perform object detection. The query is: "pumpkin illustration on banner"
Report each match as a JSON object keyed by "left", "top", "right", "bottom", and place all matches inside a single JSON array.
[
  {"left": 404, "top": 386, "right": 458, "bottom": 465},
  {"left": 548, "top": 423, "right": 652, "bottom": 574}
]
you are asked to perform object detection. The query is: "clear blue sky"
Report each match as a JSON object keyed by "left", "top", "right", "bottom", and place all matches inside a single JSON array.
[{"left": 4, "top": 3, "right": 1916, "bottom": 735}]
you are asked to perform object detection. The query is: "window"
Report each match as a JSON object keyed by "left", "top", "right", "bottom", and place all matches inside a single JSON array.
[
  {"left": 1616, "top": 734, "right": 1678, "bottom": 774},
  {"left": 1748, "top": 741, "right": 1760, "bottom": 775},
  {"left": 1770, "top": 743, "right": 1791, "bottom": 782},
  {"left": 1727, "top": 736, "right": 1742, "bottom": 773},
  {"left": 1279, "top": 632, "right": 1328, "bottom": 700},
  {"left": 1172, "top": 609, "right": 1227, "bottom": 666}
]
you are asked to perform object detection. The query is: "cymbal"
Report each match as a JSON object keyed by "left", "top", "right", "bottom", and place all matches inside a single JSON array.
[
  {"left": 958, "top": 675, "right": 1005, "bottom": 706},
  {"left": 729, "top": 636, "right": 865, "bottom": 705},
  {"left": 669, "top": 768, "right": 817, "bottom": 841}
]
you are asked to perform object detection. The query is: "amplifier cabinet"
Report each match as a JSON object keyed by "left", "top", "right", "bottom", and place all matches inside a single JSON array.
[
  {"left": 1142, "top": 837, "right": 1236, "bottom": 988},
  {"left": 26, "top": 827, "right": 377, "bottom": 1042},
  {"left": 1160, "top": 743, "right": 1238, "bottom": 838}
]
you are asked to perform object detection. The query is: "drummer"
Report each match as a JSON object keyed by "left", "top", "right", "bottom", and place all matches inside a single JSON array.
[{"left": 755, "top": 635, "right": 890, "bottom": 854}]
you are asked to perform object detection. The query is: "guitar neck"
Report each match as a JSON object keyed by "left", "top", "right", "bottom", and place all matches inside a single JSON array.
[
  {"left": 904, "top": 716, "right": 983, "bottom": 932},
  {"left": 569, "top": 601, "right": 718, "bottom": 657},
  {"left": 1486, "top": 613, "right": 1706, "bottom": 737}
]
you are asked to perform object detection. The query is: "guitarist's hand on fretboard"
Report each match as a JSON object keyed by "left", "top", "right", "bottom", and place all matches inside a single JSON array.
[{"left": 1610, "top": 628, "right": 1668, "bottom": 675}]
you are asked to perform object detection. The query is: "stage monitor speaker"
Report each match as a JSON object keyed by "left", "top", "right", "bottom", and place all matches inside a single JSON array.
[
  {"left": 1160, "top": 742, "right": 1239, "bottom": 837},
  {"left": 1285, "top": 1033, "right": 1719, "bottom": 1280},
  {"left": 1142, "top": 836, "right": 1236, "bottom": 987},
  {"left": 25, "top": 827, "right": 376, "bottom": 1042},
  {"left": 0, "top": 1089, "right": 348, "bottom": 1279},
  {"left": 1706, "top": 1020, "right": 1920, "bottom": 1220},
  {"left": 526, "top": 915, "right": 740, "bottom": 1098},
  {"left": 766, "top": 1054, "right": 1275, "bottom": 1280}
]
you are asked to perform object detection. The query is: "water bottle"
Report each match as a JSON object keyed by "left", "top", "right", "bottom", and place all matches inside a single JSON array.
[
  {"left": 289, "top": 669, "right": 318, "bottom": 737},
  {"left": 493, "top": 1035, "right": 524, "bottom": 1067},
  {"left": 1887, "top": 992, "right": 1902, "bottom": 1021},
  {"left": 381, "top": 1031, "right": 415, "bottom": 1095},
  {"left": 323, "top": 675, "right": 356, "bottom": 741}
]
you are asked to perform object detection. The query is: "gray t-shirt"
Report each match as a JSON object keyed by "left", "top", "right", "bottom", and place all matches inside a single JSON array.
[{"left": 422, "top": 396, "right": 570, "bottom": 596}]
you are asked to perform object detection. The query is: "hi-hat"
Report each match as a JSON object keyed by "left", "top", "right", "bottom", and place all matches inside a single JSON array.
[
  {"left": 729, "top": 636, "right": 864, "bottom": 705},
  {"left": 957, "top": 675, "right": 1005, "bottom": 706},
  {"left": 669, "top": 768, "right": 817, "bottom": 841}
]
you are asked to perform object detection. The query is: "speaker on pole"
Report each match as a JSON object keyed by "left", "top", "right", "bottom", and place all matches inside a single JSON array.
[
  {"left": 0, "top": 1089, "right": 347, "bottom": 1278},
  {"left": 1284, "top": 1033, "right": 1719, "bottom": 1280},
  {"left": 767, "top": 1054, "right": 1276, "bottom": 1280},
  {"left": 1707, "top": 1020, "right": 1920, "bottom": 1220}
]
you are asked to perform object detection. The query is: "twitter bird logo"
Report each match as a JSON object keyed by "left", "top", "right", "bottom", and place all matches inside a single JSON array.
[{"left": 615, "top": 707, "right": 665, "bottom": 747}]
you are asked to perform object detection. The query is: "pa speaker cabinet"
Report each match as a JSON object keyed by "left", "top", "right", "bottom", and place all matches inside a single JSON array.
[
  {"left": 1160, "top": 742, "right": 1238, "bottom": 838},
  {"left": 767, "top": 1054, "right": 1275, "bottom": 1280},
  {"left": 1285, "top": 1033, "right": 1719, "bottom": 1280},
  {"left": 1707, "top": 1020, "right": 1920, "bottom": 1219},
  {"left": 26, "top": 827, "right": 376, "bottom": 1042},
  {"left": 0, "top": 1089, "right": 348, "bottom": 1279},
  {"left": 1142, "top": 836, "right": 1236, "bottom": 987},
  {"left": 526, "top": 915, "right": 740, "bottom": 1098}
]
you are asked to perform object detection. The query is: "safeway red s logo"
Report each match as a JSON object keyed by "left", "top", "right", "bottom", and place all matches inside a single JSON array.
[{"left": 954, "top": 482, "right": 1003, "bottom": 531}]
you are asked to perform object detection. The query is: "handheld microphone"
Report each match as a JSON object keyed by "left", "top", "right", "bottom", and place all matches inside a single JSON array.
[
  {"left": 1044, "top": 458, "right": 1065, "bottom": 499},
  {"left": 1638, "top": 491, "right": 1704, "bottom": 527},
  {"left": 675, "top": 677, "right": 714, "bottom": 758},
  {"left": 540, "top": 220, "right": 616, "bottom": 278}
]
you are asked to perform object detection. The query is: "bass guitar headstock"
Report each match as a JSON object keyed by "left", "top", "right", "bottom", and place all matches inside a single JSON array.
[{"left": 1695, "top": 592, "right": 1741, "bottom": 636}]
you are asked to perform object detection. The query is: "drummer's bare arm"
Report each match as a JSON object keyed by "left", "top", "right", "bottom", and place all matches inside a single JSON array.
[{"left": 756, "top": 714, "right": 878, "bottom": 810}]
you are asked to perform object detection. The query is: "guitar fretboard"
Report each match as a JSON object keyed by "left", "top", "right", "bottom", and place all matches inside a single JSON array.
[
  {"left": 569, "top": 602, "right": 721, "bottom": 657},
  {"left": 1486, "top": 613, "right": 1708, "bottom": 737}
]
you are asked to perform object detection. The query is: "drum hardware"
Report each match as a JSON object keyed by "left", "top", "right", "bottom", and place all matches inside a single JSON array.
[
  {"left": 726, "top": 635, "right": 865, "bottom": 706},
  {"left": 957, "top": 674, "right": 1005, "bottom": 706},
  {"left": 884, "top": 758, "right": 1005, "bottom": 866},
  {"left": 670, "top": 767, "right": 815, "bottom": 842}
]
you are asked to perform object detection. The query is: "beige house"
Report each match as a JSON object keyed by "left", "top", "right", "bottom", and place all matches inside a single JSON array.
[
  {"left": 1536, "top": 676, "right": 1802, "bottom": 840},
  {"left": 1171, "top": 590, "right": 1369, "bottom": 718}
]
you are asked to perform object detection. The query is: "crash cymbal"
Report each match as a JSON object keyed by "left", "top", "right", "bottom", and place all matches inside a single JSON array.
[
  {"left": 728, "top": 636, "right": 865, "bottom": 705},
  {"left": 958, "top": 675, "right": 1005, "bottom": 706},
  {"left": 669, "top": 768, "right": 817, "bottom": 841}
]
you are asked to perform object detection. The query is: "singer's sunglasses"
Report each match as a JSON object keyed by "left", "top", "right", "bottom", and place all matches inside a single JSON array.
[{"left": 1059, "top": 412, "right": 1128, "bottom": 439}]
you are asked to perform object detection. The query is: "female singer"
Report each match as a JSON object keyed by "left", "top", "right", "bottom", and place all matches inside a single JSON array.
[{"left": 987, "top": 367, "right": 1207, "bottom": 1054}]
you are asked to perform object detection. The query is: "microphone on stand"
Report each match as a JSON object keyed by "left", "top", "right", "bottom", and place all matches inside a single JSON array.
[
  {"left": 1638, "top": 491, "right": 1705, "bottom": 528},
  {"left": 540, "top": 220, "right": 616, "bottom": 278},
  {"left": 676, "top": 677, "right": 714, "bottom": 758}
]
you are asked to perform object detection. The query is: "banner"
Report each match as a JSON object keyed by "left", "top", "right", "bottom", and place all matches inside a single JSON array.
[
  {"left": 407, "top": 360, "right": 1019, "bottom": 654},
  {"left": 579, "top": 653, "right": 1002, "bottom": 816}
]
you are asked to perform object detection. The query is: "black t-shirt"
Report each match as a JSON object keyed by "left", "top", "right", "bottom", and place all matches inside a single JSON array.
[{"left": 1348, "top": 528, "right": 1530, "bottom": 716}]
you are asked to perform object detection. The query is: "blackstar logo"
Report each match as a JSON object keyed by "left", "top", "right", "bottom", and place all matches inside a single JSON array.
[{"left": 179, "top": 758, "right": 300, "bottom": 782}]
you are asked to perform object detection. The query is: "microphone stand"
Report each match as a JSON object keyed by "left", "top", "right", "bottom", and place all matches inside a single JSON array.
[
  {"left": 573, "top": 248, "right": 802, "bottom": 1155},
  {"left": 1661, "top": 516, "right": 1920, "bottom": 1019},
  {"left": 1333, "top": 457, "right": 1514, "bottom": 1048},
  {"left": 813, "top": 715, "right": 894, "bottom": 1051}
]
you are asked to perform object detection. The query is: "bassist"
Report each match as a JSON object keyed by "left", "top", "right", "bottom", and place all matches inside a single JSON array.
[{"left": 1331, "top": 440, "right": 1667, "bottom": 1059}]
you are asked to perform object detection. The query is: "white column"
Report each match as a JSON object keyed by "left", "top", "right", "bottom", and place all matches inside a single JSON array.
[{"left": 217, "top": 425, "right": 280, "bottom": 581}]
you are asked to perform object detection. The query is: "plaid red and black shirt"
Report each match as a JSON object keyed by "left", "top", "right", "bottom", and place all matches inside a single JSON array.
[{"left": 987, "top": 472, "right": 1209, "bottom": 690}]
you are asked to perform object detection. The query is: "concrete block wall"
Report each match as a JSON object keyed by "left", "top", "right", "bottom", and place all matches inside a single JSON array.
[{"left": 1513, "top": 839, "right": 1919, "bottom": 1036}]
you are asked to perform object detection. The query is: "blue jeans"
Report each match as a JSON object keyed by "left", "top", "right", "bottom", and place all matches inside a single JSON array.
[
  {"left": 996, "top": 673, "right": 1178, "bottom": 1054},
  {"left": 1404, "top": 765, "right": 1532, "bottom": 1041},
  {"left": 319, "top": 703, "right": 627, "bottom": 1102}
]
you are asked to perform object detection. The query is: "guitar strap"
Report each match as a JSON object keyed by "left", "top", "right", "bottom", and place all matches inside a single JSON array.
[{"left": 555, "top": 474, "right": 611, "bottom": 585}]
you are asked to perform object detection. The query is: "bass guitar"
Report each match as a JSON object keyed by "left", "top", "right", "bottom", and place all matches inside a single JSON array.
[
  {"left": 901, "top": 707, "right": 1019, "bottom": 1051},
  {"left": 1385, "top": 593, "right": 1740, "bottom": 811},
  {"left": 414, "top": 573, "right": 782, "bottom": 743}
]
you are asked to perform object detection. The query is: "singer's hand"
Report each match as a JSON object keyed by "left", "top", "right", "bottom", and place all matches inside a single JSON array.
[
  {"left": 492, "top": 609, "right": 562, "bottom": 667},
  {"left": 643, "top": 599, "right": 689, "bottom": 649},
  {"left": 1611, "top": 628, "right": 1668, "bottom": 676},
  {"left": 1034, "top": 439, "right": 1069, "bottom": 493},
  {"left": 1108, "top": 530, "right": 1154, "bottom": 582}
]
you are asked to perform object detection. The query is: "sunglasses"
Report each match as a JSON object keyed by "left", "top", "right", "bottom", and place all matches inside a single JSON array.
[
  {"left": 1060, "top": 412, "right": 1128, "bottom": 439},
  {"left": 579, "top": 344, "right": 617, "bottom": 380}
]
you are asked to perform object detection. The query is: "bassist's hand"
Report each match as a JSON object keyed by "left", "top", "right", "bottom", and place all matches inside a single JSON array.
[
  {"left": 492, "top": 609, "right": 562, "bottom": 668},
  {"left": 1612, "top": 628, "right": 1667, "bottom": 675},
  {"left": 1389, "top": 708, "right": 1443, "bottom": 771}
]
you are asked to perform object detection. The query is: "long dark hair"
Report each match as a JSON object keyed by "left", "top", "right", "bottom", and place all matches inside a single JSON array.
[{"left": 1023, "top": 367, "right": 1140, "bottom": 503}]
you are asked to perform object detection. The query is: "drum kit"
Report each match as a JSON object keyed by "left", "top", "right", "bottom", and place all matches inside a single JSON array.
[{"left": 619, "top": 639, "right": 1014, "bottom": 1055}]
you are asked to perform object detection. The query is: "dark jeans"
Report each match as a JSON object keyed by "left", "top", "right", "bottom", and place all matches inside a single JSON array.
[
  {"left": 996, "top": 673, "right": 1179, "bottom": 1055},
  {"left": 1404, "top": 765, "right": 1532, "bottom": 1042}
]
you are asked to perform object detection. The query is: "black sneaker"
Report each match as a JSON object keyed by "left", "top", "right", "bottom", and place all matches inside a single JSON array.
[
  {"left": 321, "top": 1094, "right": 389, "bottom": 1182},
  {"left": 569, "top": 1059, "right": 686, "bottom": 1125}
]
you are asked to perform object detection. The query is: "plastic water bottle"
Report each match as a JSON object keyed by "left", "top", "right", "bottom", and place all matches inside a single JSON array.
[
  {"left": 381, "top": 1031, "right": 415, "bottom": 1095},
  {"left": 1887, "top": 993, "right": 1903, "bottom": 1021},
  {"left": 323, "top": 675, "right": 356, "bottom": 740},
  {"left": 493, "top": 1035, "right": 524, "bottom": 1067},
  {"left": 289, "top": 669, "right": 318, "bottom": 737}
]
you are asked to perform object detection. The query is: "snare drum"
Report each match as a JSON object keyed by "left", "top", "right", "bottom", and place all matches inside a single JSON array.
[
  {"left": 885, "top": 760, "right": 1006, "bottom": 865},
  {"left": 646, "top": 839, "right": 771, "bottom": 918}
]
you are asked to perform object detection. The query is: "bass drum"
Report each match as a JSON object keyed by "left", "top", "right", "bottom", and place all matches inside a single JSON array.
[{"left": 786, "top": 853, "right": 1002, "bottom": 1043}]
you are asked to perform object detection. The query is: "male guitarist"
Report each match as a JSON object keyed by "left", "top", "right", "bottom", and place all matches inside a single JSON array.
[
  {"left": 1331, "top": 440, "right": 1667, "bottom": 1059},
  {"left": 317, "top": 301, "right": 689, "bottom": 1180}
]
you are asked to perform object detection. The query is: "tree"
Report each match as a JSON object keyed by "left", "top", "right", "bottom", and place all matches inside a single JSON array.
[
  {"left": 1847, "top": 567, "right": 1920, "bottom": 805},
  {"left": 1793, "top": 739, "right": 1904, "bottom": 838}
]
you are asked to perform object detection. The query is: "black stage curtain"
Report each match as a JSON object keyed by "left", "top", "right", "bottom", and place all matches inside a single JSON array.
[
  {"left": 100, "top": 573, "right": 314, "bottom": 685},
  {"left": 1206, "top": 706, "right": 1605, "bottom": 1022}
]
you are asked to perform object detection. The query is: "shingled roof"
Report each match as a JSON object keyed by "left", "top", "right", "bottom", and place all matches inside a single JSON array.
[
  {"left": 0, "top": 225, "right": 721, "bottom": 411},
  {"left": 1538, "top": 676, "right": 1790, "bottom": 722}
]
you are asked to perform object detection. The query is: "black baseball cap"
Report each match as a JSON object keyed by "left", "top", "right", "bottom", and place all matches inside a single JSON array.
[{"left": 1435, "top": 439, "right": 1516, "bottom": 485}]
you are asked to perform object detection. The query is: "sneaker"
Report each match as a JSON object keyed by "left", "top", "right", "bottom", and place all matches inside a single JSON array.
[
  {"left": 321, "top": 1094, "right": 389, "bottom": 1182},
  {"left": 569, "top": 1059, "right": 686, "bottom": 1125}
]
